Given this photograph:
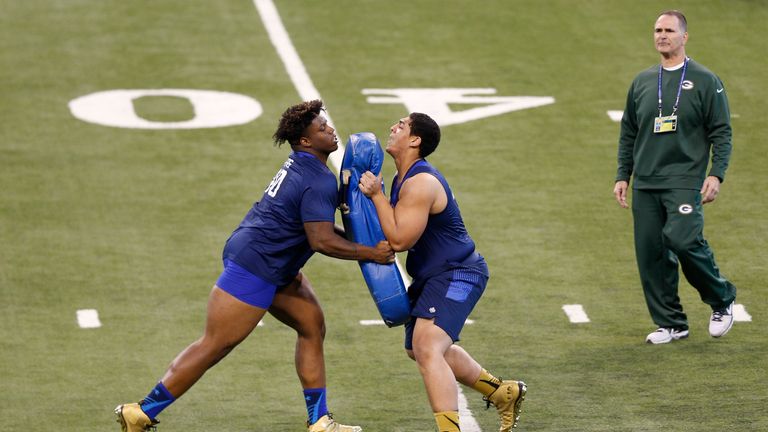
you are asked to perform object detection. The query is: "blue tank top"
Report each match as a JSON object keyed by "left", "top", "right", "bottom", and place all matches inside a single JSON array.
[
  {"left": 390, "top": 159, "right": 478, "bottom": 280},
  {"left": 223, "top": 151, "right": 338, "bottom": 286}
]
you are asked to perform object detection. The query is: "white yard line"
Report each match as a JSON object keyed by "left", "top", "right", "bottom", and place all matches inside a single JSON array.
[
  {"left": 457, "top": 385, "right": 482, "bottom": 431},
  {"left": 76, "top": 309, "right": 102, "bottom": 328},
  {"left": 733, "top": 303, "right": 752, "bottom": 322},
  {"left": 253, "top": 0, "right": 343, "bottom": 169},
  {"left": 253, "top": 0, "right": 412, "bottom": 287},
  {"left": 252, "top": 1, "right": 479, "bottom": 429},
  {"left": 562, "top": 304, "right": 590, "bottom": 323},
  {"left": 607, "top": 110, "right": 623, "bottom": 122}
]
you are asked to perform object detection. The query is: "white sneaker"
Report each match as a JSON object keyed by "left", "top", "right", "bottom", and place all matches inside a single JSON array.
[
  {"left": 645, "top": 327, "right": 689, "bottom": 344},
  {"left": 709, "top": 302, "right": 734, "bottom": 338}
]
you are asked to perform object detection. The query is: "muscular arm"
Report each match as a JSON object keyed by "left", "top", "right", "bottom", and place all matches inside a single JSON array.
[
  {"left": 362, "top": 172, "right": 443, "bottom": 252},
  {"left": 304, "top": 221, "right": 393, "bottom": 263}
]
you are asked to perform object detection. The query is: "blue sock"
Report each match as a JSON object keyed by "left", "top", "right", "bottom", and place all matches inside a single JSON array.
[
  {"left": 303, "top": 388, "right": 328, "bottom": 424},
  {"left": 140, "top": 382, "right": 176, "bottom": 420}
]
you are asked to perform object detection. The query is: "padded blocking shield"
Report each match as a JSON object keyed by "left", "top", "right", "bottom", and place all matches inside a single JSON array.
[{"left": 339, "top": 132, "right": 411, "bottom": 327}]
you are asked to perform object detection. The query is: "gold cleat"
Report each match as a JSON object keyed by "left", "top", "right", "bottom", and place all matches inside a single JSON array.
[
  {"left": 307, "top": 413, "right": 362, "bottom": 432},
  {"left": 485, "top": 380, "right": 527, "bottom": 431},
  {"left": 115, "top": 403, "right": 159, "bottom": 432}
]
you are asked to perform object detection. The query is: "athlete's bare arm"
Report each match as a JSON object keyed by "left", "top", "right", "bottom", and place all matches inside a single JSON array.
[
  {"left": 359, "top": 172, "right": 446, "bottom": 252},
  {"left": 304, "top": 221, "right": 394, "bottom": 263}
]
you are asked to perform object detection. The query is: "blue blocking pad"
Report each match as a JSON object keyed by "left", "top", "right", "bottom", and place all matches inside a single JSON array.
[{"left": 339, "top": 132, "right": 411, "bottom": 327}]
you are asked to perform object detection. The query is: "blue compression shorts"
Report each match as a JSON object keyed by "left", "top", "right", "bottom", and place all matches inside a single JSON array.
[
  {"left": 404, "top": 262, "right": 488, "bottom": 350},
  {"left": 216, "top": 259, "right": 278, "bottom": 309}
]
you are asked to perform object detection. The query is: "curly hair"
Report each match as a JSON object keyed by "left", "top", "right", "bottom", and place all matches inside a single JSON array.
[{"left": 273, "top": 100, "right": 324, "bottom": 147}]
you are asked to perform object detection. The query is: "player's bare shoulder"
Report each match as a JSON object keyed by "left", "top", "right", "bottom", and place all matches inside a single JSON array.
[{"left": 401, "top": 172, "right": 446, "bottom": 213}]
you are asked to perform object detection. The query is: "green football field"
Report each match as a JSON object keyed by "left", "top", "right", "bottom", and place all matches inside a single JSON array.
[{"left": 1, "top": 1, "right": 766, "bottom": 431}]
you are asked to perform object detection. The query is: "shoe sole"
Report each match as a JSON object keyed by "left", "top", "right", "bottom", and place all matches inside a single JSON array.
[
  {"left": 646, "top": 332, "right": 689, "bottom": 344},
  {"left": 114, "top": 405, "right": 128, "bottom": 432},
  {"left": 510, "top": 382, "right": 527, "bottom": 430}
]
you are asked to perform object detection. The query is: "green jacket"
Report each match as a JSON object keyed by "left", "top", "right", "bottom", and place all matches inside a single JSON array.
[{"left": 616, "top": 58, "right": 732, "bottom": 190}]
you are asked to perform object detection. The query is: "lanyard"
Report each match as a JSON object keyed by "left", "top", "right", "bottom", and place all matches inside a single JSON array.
[{"left": 657, "top": 57, "right": 689, "bottom": 117}]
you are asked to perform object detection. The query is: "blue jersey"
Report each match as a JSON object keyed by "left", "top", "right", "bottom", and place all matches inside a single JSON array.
[
  {"left": 390, "top": 159, "right": 478, "bottom": 280},
  {"left": 223, "top": 151, "right": 338, "bottom": 286}
]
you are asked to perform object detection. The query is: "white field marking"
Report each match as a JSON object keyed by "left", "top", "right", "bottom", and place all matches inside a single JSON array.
[
  {"left": 364, "top": 88, "right": 555, "bottom": 127},
  {"left": 396, "top": 258, "right": 412, "bottom": 285},
  {"left": 253, "top": 0, "right": 344, "bottom": 170},
  {"left": 76, "top": 309, "right": 102, "bottom": 328},
  {"left": 562, "top": 304, "right": 590, "bottom": 323},
  {"left": 253, "top": 0, "right": 411, "bottom": 286},
  {"left": 607, "top": 110, "right": 623, "bottom": 122},
  {"left": 253, "top": 2, "right": 479, "bottom": 429},
  {"left": 457, "top": 384, "right": 482, "bottom": 431},
  {"left": 359, "top": 320, "right": 387, "bottom": 326},
  {"left": 733, "top": 303, "right": 752, "bottom": 322},
  {"left": 69, "top": 89, "right": 262, "bottom": 129},
  {"left": 359, "top": 319, "right": 475, "bottom": 326}
]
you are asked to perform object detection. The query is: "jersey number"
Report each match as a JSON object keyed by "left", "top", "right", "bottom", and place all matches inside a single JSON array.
[{"left": 265, "top": 169, "right": 288, "bottom": 197}]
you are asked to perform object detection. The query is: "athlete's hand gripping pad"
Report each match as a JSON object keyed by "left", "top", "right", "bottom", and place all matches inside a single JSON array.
[{"left": 339, "top": 132, "right": 411, "bottom": 327}]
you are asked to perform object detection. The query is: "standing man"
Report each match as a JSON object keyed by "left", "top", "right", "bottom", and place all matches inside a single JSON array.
[
  {"left": 359, "top": 113, "right": 526, "bottom": 432},
  {"left": 613, "top": 10, "right": 737, "bottom": 344},
  {"left": 114, "top": 100, "right": 394, "bottom": 432}
]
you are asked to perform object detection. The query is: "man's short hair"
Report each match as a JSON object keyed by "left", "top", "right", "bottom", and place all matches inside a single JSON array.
[
  {"left": 273, "top": 100, "right": 324, "bottom": 147},
  {"left": 409, "top": 113, "right": 441, "bottom": 158},
  {"left": 658, "top": 10, "right": 687, "bottom": 33}
]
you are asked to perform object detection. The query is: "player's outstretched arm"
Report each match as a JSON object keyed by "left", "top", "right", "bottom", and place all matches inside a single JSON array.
[{"left": 304, "top": 221, "right": 394, "bottom": 264}]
